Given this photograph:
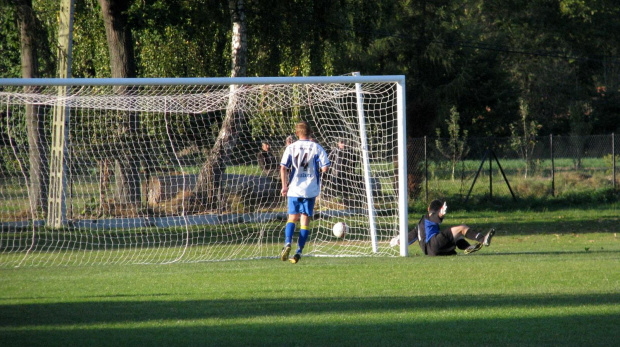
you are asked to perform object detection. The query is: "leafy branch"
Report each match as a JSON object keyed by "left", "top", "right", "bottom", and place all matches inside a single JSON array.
[
  {"left": 510, "top": 99, "right": 541, "bottom": 179},
  {"left": 435, "top": 106, "right": 469, "bottom": 181}
]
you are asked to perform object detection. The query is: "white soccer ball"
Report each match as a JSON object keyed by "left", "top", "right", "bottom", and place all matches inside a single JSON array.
[{"left": 332, "top": 222, "right": 347, "bottom": 238}]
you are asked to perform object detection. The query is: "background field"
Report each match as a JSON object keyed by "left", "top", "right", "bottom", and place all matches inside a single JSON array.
[{"left": 1, "top": 207, "right": 618, "bottom": 347}]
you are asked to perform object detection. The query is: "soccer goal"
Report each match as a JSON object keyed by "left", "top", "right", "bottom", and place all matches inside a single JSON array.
[{"left": 0, "top": 75, "right": 408, "bottom": 267}]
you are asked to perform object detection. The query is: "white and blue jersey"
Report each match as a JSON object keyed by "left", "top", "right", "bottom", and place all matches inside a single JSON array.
[{"left": 280, "top": 139, "right": 330, "bottom": 198}]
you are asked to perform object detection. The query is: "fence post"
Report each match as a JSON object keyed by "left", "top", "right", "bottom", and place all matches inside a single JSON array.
[
  {"left": 424, "top": 136, "right": 428, "bottom": 203},
  {"left": 550, "top": 134, "right": 555, "bottom": 197},
  {"left": 613, "top": 133, "right": 616, "bottom": 190},
  {"left": 489, "top": 148, "right": 493, "bottom": 199}
]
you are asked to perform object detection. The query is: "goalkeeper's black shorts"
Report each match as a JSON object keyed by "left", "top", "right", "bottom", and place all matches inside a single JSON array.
[{"left": 425, "top": 228, "right": 457, "bottom": 256}]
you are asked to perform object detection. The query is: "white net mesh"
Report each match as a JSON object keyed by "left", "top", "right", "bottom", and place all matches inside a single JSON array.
[{"left": 0, "top": 77, "right": 405, "bottom": 267}]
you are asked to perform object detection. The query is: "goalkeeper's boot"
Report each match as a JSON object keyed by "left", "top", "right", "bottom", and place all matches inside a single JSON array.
[
  {"left": 483, "top": 228, "right": 496, "bottom": 247},
  {"left": 464, "top": 242, "right": 483, "bottom": 254},
  {"left": 280, "top": 244, "right": 291, "bottom": 261},
  {"left": 289, "top": 253, "right": 301, "bottom": 264}
]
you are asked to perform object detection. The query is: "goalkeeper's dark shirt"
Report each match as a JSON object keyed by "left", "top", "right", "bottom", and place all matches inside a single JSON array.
[{"left": 417, "top": 213, "right": 444, "bottom": 255}]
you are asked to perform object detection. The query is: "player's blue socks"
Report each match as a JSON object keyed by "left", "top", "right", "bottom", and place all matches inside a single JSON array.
[
  {"left": 284, "top": 222, "right": 295, "bottom": 246},
  {"left": 285, "top": 222, "right": 309, "bottom": 254},
  {"left": 297, "top": 226, "right": 309, "bottom": 254}
]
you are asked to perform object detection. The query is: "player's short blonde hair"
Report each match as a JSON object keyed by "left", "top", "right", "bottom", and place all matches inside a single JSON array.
[{"left": 295, "top": 121, "right": 312, "bottom": 137}]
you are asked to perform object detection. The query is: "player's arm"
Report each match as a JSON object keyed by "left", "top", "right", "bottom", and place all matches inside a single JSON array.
[
  {"left": 280, "top": 164, "right": 289, "bottom": 196},
  {"left": 279, "top": 147, "right": 292, "bottom": 196},
  {"left": 318, "top": 146, "right": 330, "bottom": 173}
]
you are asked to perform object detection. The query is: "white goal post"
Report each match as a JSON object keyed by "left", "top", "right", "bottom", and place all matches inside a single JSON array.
[{"left": 0, "top": 75, "right": 408, "bottom": 267}]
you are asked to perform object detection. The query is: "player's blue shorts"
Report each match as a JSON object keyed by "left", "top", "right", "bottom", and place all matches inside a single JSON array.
[{"left": 287, "top": 197, "right": 316, "bottom": 217}]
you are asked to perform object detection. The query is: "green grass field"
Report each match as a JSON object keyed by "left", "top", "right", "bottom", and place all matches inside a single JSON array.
[{"left": 1, "top": 207, "right": 619, "bottom": 347}]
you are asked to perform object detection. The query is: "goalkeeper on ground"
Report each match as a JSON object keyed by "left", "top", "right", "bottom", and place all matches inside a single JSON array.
[
  {"left": 279, "top": 121, "right": 330, "bottom": 264},
  {"left": 391, "top": 199, "right": 495, "bottom": 256}
]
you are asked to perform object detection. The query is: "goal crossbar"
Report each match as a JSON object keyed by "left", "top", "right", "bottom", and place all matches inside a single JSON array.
[{"left": 0, "top": 75, "right": 405, "bottom": 86}]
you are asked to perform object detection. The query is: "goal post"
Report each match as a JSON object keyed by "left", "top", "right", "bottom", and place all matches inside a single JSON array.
[{"left": 0, "top": 75, "right": 408, "bottom": 267}]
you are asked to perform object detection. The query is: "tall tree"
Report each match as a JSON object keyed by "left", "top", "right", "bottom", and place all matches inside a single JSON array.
[
  {"left": 195, "top": 0, "right": 247, "bottom": 211},
  {"left": 98, "top": 0, "right": 142, "bottom": 212},
  {"left": 15, "top": 0, "right": 49, "bottom": 216}
]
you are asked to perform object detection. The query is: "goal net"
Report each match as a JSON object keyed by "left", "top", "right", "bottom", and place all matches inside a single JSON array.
[{"left": 0, "top": 75, "right": 408, "bottom": 267}]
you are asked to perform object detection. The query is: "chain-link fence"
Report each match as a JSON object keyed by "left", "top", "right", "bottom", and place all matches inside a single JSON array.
[{"left": 407, "top": 134, "right": 619, "bottom": 207}]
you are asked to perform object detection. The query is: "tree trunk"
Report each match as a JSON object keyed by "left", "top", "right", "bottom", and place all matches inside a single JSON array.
[
  {"left": 229, "top": 0, "right": 247, "bottom": 78},
  {"left": 98, "top": 0, "right": 137, "bottom": 79},
  {"left": 98, "top": 0, "right": 142, "bottom": 208},
  {"left": 194, "top": 0, "right": 247, "bottom": 212},
  {"left": 16, "top": 0, "right": 49, "bottom": 215},
  {"left": 195, "top": 108, "right": 239, "bottom": 211}
]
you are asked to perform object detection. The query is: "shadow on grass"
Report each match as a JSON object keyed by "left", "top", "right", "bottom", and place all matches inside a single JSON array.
[{"left": 1, "top": 293, "right": 619, "bottom": 346}]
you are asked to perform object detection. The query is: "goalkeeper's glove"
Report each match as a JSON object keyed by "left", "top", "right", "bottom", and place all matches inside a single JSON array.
[{"left": 440, "top": 202, "right": 447, "bottom": 215}]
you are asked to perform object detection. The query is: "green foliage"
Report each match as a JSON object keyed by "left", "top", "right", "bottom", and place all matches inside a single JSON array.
[
  {"left": 0, "top": 5, "right": 21, "bottom": 78},
  {"left": 30, "top": 0, "right": 59, "bottom": 77},
  {"left": 72, "top": 0, "right": 110, "bottom": 77},
  {"left": 0, "top": 108, "right": 27, "bottom": 177},
  {"left": 129, "top": 0, "right": 230, "bottom": 78},
  {"left": 1, "top": 0, "right": 619, "bottom": 137},
  {"left": 603, "top": 153, "right": 619, "bottom": 175},
  {"left": 0, "top": 148, "right": 21, "bottom": 176}
]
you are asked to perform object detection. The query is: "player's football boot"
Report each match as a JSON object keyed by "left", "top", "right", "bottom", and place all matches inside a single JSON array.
[
  {"left": 289, "top": 253, "right": 301, "bottom": 264},
  {"left": 280, "top": 244, "right": 291, "bottom": 261},
  {"left": 464, "top": 242, "right": 483, "bottom": 254},
  {"left": 483, "top": 228, "right": 496, "bottom": 246}
]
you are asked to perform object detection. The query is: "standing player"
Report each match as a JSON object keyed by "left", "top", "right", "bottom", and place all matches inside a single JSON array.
[
  {"left": 279, "top": 121, "right": 330, "bottom": 264},
  {"left": 257, "top": 140, "right": 279, "bottom": 178},
  {"left": 327, "top": 138, "right": 360, "bottom": 208}
]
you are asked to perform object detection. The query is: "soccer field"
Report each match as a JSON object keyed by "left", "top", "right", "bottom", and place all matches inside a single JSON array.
[{"left": 1, "top": 209, "right": 619, "bottom": 346}]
